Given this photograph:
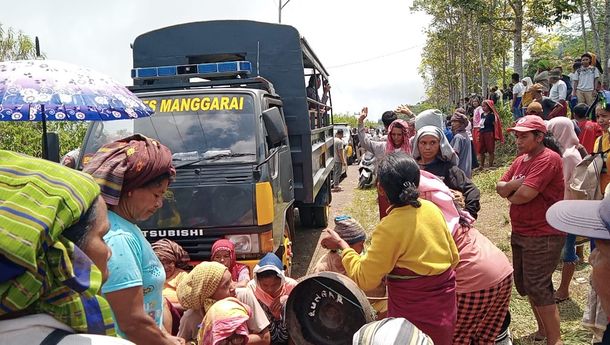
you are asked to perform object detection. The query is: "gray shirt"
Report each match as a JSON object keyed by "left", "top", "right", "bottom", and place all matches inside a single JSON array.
[{"left": 450, "top": 131, "right": 472, "bottom": 178}]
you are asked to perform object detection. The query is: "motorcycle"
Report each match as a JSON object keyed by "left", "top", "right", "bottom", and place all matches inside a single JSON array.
[{"left": 358, "top": 152, "right": 376, "bottom": 189}]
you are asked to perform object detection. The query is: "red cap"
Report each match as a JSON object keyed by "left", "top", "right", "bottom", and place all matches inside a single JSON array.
[{"left": 508, "top": 115, "right": 547, "bottom": 133}]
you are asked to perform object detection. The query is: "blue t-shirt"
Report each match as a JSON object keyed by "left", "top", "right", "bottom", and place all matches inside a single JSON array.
[{"left": 102, "top": 211, "right": 166, "bottom": 336}]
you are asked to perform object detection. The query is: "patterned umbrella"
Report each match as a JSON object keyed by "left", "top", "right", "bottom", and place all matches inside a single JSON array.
[{"left": 0, "top": 59, "right": 153, "bottom": 158}]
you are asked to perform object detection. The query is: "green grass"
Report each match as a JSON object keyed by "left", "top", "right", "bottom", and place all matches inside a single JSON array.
[{"left": 344, "top": 170, "right": 596, "bottom": 344}]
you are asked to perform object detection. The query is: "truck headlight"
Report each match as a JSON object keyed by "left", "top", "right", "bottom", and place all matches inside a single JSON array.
[{"left": 225, "top": 234, "right": 260, "bottom": 254}]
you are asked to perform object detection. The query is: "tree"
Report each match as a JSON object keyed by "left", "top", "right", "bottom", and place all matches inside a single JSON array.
[
  {"left": 0, "top": 24, "right": 86, "bottom": 158},
  {"left": 0, "top": 24, "right": 39, "bottom": 60},
  {"left": 602, "top": 0, "right": 610, "bottom": 88}
]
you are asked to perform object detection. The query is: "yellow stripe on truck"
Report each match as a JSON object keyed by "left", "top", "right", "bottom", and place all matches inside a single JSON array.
[{"left": 255, "top": 182, "right": 274, "bottom": 225}]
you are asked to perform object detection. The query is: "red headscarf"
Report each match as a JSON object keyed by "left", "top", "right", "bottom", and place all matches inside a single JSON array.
[
  {"left": 211, "top": 239, "right": 249, "bottom": 282},
  {"left": 385, "top": 119, "right": 413, "bottom": 154},
  {"left": 482, "top": 100, "right": 505, "bottom": 143},
  {"left": 83, "top": 134, "right": 176, "bottom": 205}
]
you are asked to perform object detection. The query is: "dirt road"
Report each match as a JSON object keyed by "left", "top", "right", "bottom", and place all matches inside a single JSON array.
[{"left": 291, "top": 164, "right": 359, "bottom": 278}]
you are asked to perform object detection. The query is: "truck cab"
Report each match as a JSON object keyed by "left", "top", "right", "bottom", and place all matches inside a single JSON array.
[{"left": 78, "top": 20, "right": 335, "bottom": 274}]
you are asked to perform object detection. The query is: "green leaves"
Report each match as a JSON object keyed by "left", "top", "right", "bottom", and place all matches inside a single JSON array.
[{"left": 0, "top": 122, "right": 87, "bottom": 158}]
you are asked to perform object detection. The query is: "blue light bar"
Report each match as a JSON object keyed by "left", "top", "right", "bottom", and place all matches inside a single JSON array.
[
  {"left": 197, "top": 63, "right": 218, "bottom": 74},
  {"left": 158, "top": 66, "right": 177, "bottom": 76},
  {"left": 131, "top": 60, "right": 252, "bottom": 80}
]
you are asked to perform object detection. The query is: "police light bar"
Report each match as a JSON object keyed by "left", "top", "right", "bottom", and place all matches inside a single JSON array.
[{"left": 131, "top": 61, "right": 252, "bottom": 80}]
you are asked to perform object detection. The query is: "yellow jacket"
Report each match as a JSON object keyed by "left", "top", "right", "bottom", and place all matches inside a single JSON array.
[{"left": 341, "top": 200, "right": 459, "bottom": 291}]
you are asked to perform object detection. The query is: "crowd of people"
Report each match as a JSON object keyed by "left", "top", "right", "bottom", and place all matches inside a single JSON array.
[
  {"left": 1, "top": 51, "right": 610, "bottom": 345},
  {"left": 319, "top": 54, "right": 610, "bottom": 345}
]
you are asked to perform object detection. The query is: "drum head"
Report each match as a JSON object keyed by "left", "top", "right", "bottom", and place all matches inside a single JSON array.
[{"left": 286, "top": 272, "right": 375, "bottom": 345}]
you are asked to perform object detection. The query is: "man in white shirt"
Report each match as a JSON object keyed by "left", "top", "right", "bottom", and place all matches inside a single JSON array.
[
  {"left": 572, "top": 53, "right": 601, "bottom": 106},
  {"left": 511, "top": 73, "right": 524, "bottom": 120},
  {"left": 549, "top": 69, "right": 567, "bottom": 117}
]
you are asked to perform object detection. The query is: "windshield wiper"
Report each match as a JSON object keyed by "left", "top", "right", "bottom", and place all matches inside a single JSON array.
[
  {"left": 173, "top": 153, "right": 255, "bottom": 169},
  {"left": 203, "top": 153, "right": 255, "bottom": 161}
]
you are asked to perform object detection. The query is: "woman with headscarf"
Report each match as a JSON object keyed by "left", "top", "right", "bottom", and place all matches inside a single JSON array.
[
  {"left": 352, "top": 317, "right": 433, "bottom": 345},
  {"left": 450, "top": 110, "right": 473, "bottom": 178},
  {"left": 418, "top": 170, "right": 514, "bottom": 344},
  {"left": 153, "top": 239, "right": 191, "bottom": 335},
  {"left": 357, "top": 107, "right": 414, "bottom": 219},
  {"left": 322, "top": 152, "right": 459, "bottom": 345},
  {"left": 211, "top": 239, "right": 250, "bottom": 287},
  {"left": 83, "top": 134, "right": 183, "bottom": 345},
  {"left": 0, "top": 150, "right": 131, "bottom": 344},
  {"left": 477, "top": 100, "right": 504, "bottom": 169},
  {"left": 247, "top": 253, "right": 298, "bottom": 345},
  {"left": 200, "top": 298, "right": 251, "bottom": 345},
  {"left": 412, "top": 126, "right": 481, "bottom": 219},
  {"left": 547, "top": 117, "right": 584, "bottom": 304},
  {"left": 177, "top": 261, "right": 270, "bottom": 345},
  {"left": 153, "top": 239, "right": 192, "bottom": 306}
]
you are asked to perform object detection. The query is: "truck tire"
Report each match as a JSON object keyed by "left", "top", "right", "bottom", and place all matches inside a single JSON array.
[
  {"left": 276, "top": 206, "right": 295, "bottom": 277},
  {"left": 298, "top": 207, "right": 314, "bottom": 228},
  {"left": 312, "top": 206, "right": 329, "bottom": 228}
]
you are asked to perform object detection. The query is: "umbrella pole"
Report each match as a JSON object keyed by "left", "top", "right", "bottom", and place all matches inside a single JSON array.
[{"left": 41, "top": 104, "right": 49, "bottom": 160}]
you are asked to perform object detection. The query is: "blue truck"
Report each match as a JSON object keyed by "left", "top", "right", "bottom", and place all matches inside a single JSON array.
[{"left": 79, "top": 20, "right": 335, "bottom": 274}]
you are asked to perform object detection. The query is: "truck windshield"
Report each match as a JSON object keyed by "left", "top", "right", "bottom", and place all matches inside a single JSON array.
[{"left": 81, "top": 93, "right": 257, "bottom": 165}]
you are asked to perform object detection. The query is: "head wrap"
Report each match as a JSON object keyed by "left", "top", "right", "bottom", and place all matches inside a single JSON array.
[
  {"left": 481, "top": 100, "right": 505, "bottom": 143},
  {"left": 152, "top": 239, "right": 191, "bottom": 271},
  {"left": 211, "top": 239, "right": 249, "bottom": 282},
  {"left": 253, "top": 253, "right": 285, "bottom": 283},
  {"left": 414, "top": 109, "right": 445, "bottom": 131},
  {"left": 385, "top": 119, "right": 413, "bottom": 154},
  {"left": 526, "top": 101, "right": 543, "bottom": 115},
  {"left": 352, "top": 317, "right": 433, "bottom": 345},
  {"left": 450, "top": 111, "right": 469, "bottom": 133},
  {"left": 177, "top": 261, "right": 228, "bottom": 312},
  {"left": 82, "top": 134, "right": 176, "bottom": 205},
  {"left": 547, "top": 117, "right": 579, "bottom": 152},
  {"left": 412, "top": 125, "right": 457, "bottom": 164},
  {"left": 252, "top": 253, "right": 294, "bottom": 319},
  {"left": 0, "top": 150, "right": 115, "bottom": 335},
  {"left": 200, "top": 297, "right": 251, "bottom": 345},
  {"left": 333, "top": 215, "right": 366, "bottom": 244},
  {"left": 521, "top": 77, "right": 533, "bottom": 91}
]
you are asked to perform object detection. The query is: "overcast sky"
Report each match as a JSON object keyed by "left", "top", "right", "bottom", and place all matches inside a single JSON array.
[{"left": 2, "top": 0, "right": 431, "bottom": 121}]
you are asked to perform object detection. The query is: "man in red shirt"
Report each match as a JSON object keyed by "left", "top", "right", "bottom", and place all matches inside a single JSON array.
[
  {"left": 496, "top": 116, "right": 566, "bottom": 345},
  {"left": 574, "top": 103, "right": 603, "bottom": 154}
]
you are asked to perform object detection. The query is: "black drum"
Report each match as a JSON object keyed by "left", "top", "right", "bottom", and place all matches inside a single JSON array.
[{"left": 286, "top": 272, "right": 375, "bottom": 345}]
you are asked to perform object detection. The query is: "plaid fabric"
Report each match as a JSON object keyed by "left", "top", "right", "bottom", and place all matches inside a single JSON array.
[
  {"left": 0, "top": 150, "right": 115, "bottom": 336},
  {"left": 453, "top": 274, "right": 513, "bottom": 344}
]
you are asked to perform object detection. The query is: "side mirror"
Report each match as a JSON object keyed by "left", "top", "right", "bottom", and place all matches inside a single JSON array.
[
  {"left": 44, "top": 132, "right": 61, "bottom": 163},
  {"left": 262, "top": 107, "right": 288, "bottom": 147}
]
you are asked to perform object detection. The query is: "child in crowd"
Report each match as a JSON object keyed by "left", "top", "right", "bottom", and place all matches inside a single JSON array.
[
  {"left": 177, "top": 261, "right": 271, "bottom": 345},
  {"left": 247, "top": 253, "right": 297, "bottom": 345},
  {"left": 313, "top": 215, "right": 388, "bottom": 318},
  {"left": 211, "top": 239, "right": 251, "bottom": 287},
  {"left": 573, "top": 103, "right": 603, "bottom": 154}
]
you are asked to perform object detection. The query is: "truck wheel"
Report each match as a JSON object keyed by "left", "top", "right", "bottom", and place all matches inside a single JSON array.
[
  {"left": 312, "top": 206, "right": 329, "bottom": 227},
  {"left": 276, "top": 207, "right": 295, "bottom": 277},
  {"left": 298, "top": 207, "right": 314, "bottom": 227}
]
